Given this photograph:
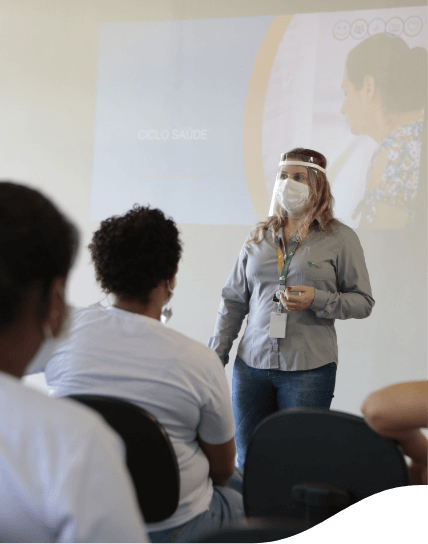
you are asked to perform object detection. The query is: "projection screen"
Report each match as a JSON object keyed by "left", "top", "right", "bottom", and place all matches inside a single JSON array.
[
  {"left": 90, "top": 1, "right": 427, "bottom": 411},
  {"left": 92, "top": 5, "right": 426, "bottom": 231}
]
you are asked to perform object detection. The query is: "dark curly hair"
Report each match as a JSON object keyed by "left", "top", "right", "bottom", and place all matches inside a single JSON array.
[
  {"left": 89, "top": 205, "right": 182, "bottom": 303},
  {"left": 0, "top": 181, "right": 79, "bottom": 332}
]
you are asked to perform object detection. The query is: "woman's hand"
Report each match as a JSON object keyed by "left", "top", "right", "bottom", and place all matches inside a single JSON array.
[{"left": 279, "top": 286, "right": 315, "bottom": 312}]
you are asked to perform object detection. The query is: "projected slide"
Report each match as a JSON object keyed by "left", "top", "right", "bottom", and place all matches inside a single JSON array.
[{"left": 92, "top": 6, "right": 426, "bottom": 228}]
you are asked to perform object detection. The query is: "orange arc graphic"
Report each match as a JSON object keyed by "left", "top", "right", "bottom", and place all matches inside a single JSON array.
[{"left": 243, "top": 15, "right": 294, "bottom": 222}]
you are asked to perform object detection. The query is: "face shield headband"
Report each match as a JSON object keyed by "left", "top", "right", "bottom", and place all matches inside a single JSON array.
[
  {"left": 277, "top": 160, "right": 326, "bottom": 174},
  {"left": 268, "top": 156, "right": 326, "bottom": 217}
]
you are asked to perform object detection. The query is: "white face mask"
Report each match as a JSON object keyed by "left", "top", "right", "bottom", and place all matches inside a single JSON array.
[
  {"left": 161, "top": 281, "right": 174, "bottom": 324},
  {"left": 275, "top": 178, "right": 310, "bottom": 213},
  {"left": 25, "top": 304, "right": 73, "bottom": 374}
]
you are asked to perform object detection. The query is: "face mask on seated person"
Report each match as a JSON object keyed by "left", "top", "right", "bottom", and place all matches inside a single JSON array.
[{"left": 25, "top": 303, "right": 73, "bottom": 375}]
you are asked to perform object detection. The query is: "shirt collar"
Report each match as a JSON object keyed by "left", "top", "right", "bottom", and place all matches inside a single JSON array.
[
  {"left": 276, "top": 227, "right": 300, "bottom": 244},
  {"left": 276, "top": 218, "right": 325, "bottom": 243}
]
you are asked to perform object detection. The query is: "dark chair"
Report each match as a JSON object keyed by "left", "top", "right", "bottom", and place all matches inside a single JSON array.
[
  {"left": 244, "top": 407, "right": 410, "bottom": 527},
  {"left": 196, "top": 517, "right": 307, "bottom": 543},
  {"left": 67, "top": 394, "right": 180, "bottom": 523}
]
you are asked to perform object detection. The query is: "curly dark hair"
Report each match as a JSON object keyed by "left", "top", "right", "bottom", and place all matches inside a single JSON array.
[
  {"left": 89, "top": 205, "right": 182, "bottom": 303},
  {"left": 0, "top": 181, "right": 79, "bottom": 332}
]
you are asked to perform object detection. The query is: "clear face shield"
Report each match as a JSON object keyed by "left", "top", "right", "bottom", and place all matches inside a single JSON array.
[{"left": 268, "top": 153, "right": 327, "bottom": 216}]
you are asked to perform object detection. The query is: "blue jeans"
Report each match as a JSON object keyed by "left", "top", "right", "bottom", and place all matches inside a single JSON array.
[
  {"left": 233, "top": 355, "right": 337, "bottom": 470},
  {"left": 149, "top": 468, "right": 245, "bottom": 543}
]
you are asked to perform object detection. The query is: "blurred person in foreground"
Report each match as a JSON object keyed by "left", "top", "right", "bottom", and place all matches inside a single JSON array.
[{"left": 0, "top": 181, "right": 148, "bottom": 543}]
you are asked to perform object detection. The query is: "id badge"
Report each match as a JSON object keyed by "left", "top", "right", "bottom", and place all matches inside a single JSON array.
[{"left": 269, "top": 312, "right": 287, "bottom": 338}]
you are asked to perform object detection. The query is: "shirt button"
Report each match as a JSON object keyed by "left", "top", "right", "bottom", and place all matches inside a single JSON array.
[{"left": 273, "top": 345, "right": 277, "bottom": 351}]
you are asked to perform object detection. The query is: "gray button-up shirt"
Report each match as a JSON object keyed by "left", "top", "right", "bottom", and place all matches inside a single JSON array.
[{"left": 208, "top": 221, "right": 375, "bottom": 371}]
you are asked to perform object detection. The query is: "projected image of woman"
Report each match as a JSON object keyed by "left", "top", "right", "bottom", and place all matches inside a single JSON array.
[
  {"left": 341, "top": 33, "right": 426, "bottom": 229},
  {"left": 209, "top": 148, "right": 375, "bottom": 470}
]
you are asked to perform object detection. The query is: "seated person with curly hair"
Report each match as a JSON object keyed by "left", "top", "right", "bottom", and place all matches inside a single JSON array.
[{"left": 27, "top": 205, "right": 245, "bottom": 543}]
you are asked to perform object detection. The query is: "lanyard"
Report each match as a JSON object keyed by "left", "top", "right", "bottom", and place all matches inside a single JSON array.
[
  {"left": 278, "top": 239, "right": 299, "bottom": 284},
  {"left": 273, "top": 237, "right": 299, "bottom": 313}
]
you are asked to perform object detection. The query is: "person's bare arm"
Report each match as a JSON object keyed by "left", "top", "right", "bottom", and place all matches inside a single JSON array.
[
  {"left": 198, "top": 437, "right": 236, "bottom": 486},
  {"left": 362, "top": 381, "right": 428, "bottom": 484}
]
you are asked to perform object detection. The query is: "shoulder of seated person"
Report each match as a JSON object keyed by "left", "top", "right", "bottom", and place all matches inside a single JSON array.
[
  {"left": 1, "top": 375, "right": 112, "bottom": 437},
  {"left": 164, "top": 328, "right": 223, "bottom": 364},
  {"left": 68, "top": 304, "right": 100, "bottom": 322}
]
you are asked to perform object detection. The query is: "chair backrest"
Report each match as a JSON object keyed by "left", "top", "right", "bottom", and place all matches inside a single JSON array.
[
  {"left": 244, "top": 407, "right": 410, "bottom": 522},
  {"left": 196, "top": 517, "right": 306, "bottom": 543},
  {"left": 67, "top": 394, "right": 180, "bottom": 524}
]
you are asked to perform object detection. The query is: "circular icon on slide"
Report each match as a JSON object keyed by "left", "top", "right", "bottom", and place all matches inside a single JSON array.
[
  {"left": 368, "top": 18, "right": 386, "bottom": 36},
  {"left": 333, "top": 20, "right": 350, "bottom": 40},
  {"left": 404, "top": 16, "right": 423, "bottom": 37},
  {"left": 386, "top": 17, "right": 404, "bottom": 37},
  {"left": 351, "top": 19, "right": 368, "bottom": 40}
]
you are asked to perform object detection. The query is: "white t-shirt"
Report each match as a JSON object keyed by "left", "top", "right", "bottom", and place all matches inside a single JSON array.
[
  {"left": 0, "top": 371, "right": 148, "bottom": 543},
  {"left": 37, "top": 304, "right": 236, "bottom": 532}
]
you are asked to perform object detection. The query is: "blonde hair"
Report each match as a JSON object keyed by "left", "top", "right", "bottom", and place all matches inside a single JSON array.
[{"left": 247, "top": 148, "right": 336, "bottom": 245}]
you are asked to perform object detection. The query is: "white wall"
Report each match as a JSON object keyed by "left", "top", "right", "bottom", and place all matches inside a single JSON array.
[{"left": 1, "top": 0, "right": 425, "bottom": 413}]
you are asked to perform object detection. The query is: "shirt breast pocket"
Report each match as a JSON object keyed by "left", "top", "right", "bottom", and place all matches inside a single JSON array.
[{"left": 298, "top": 253, "right": 336, "bottom": 283}]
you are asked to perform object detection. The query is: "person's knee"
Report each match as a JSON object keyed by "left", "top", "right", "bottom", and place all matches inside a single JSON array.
[
  {"left": 213, "top": 486, "right": 245, "bottom": 520},
  {"left": 224, "top": 466, "right": 244, "bottom": 494}
]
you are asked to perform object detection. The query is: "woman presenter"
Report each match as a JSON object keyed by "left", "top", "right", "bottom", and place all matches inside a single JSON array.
[{"left": 209, "top": 148, "right": 375, "bottom": 469}]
